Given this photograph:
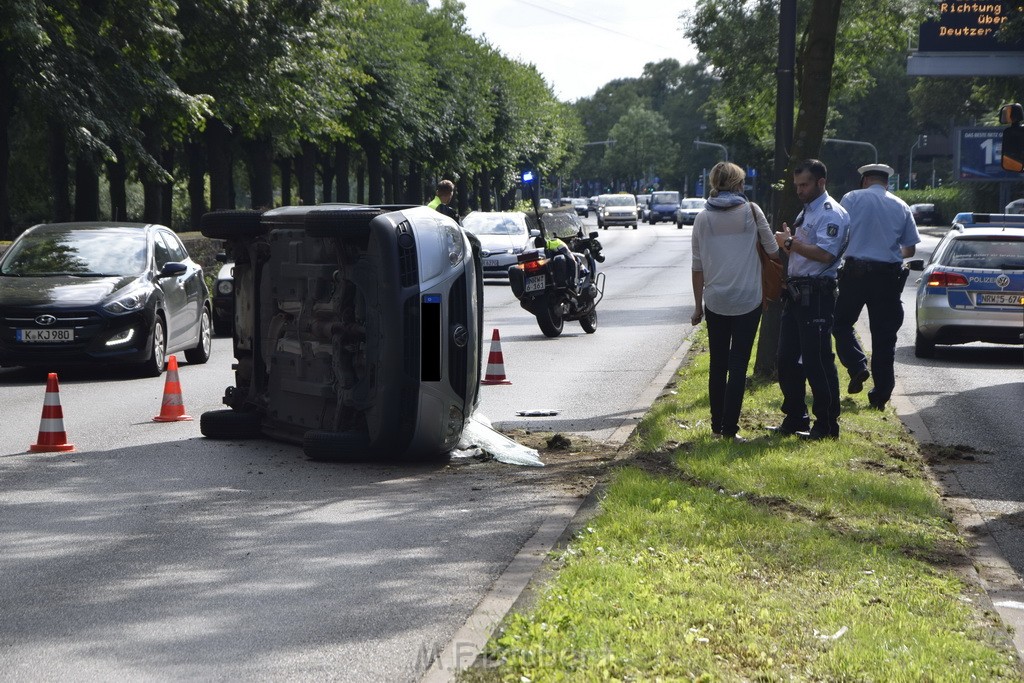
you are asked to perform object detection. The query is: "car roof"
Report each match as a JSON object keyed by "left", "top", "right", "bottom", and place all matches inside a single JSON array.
[
  {"left": 951, "top": 213, "right": 1024, "bottom": 230},
  {"left": 28, "top": 221, "right": 159, "bottom": 231}
]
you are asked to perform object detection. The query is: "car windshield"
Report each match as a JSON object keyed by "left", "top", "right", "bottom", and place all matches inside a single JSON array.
[
  {"left": 604, "top": 195, "right": 635, "bottom": 207},
  {"left": 0, "top": 227, "right": 148, "bottom": 276},
  {"left": 945, "top": 237, "right": 1024, "bottom": 270},
  {"left": 652, "top": 192, "right": 679, "bottom": 204},
  {"left": 681, "top": 199, "right": 705, "bottom": 210},
  {"left": 462, "top": 213, "right": 527, "bottom": 236}
]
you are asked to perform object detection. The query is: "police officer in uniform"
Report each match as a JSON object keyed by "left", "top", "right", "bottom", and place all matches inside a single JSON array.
[
  {"left": 771, "top": 159, "right": 850, "bottom": 440},
  {"left": 834, "top": 163, "right": 920, "bottom": 410},
  {"left": 427, "top": 180, "right": 459, "bottom": 222}
]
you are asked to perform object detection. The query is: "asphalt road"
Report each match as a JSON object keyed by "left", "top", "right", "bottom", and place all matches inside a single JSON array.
[{"left": 0, "top": 219, "right": 697, "bottom": 682}]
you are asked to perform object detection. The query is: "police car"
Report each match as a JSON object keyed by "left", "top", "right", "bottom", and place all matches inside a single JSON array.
[{"left": 908, "top": 213, "right": 1024, "bottom": 358}]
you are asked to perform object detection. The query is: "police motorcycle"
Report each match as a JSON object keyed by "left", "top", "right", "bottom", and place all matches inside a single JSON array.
[{"left": 508, "top": 208, "right": 606, "bottom": 337}]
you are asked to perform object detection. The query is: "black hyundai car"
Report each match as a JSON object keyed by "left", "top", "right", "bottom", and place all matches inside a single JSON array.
[{"left": 0, "top": 222, "right": 212, "bottom": 376}]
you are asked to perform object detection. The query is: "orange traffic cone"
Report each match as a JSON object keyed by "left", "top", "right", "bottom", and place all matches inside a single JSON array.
[
  {"left": 30, "top": 373, "right": 75, "bottom": 452},
  {"left": 153, "top": 355, "right": 193, "bottom": 422},
  {"left": 481, "top": 328, "right": 512, "bottom": 385}
]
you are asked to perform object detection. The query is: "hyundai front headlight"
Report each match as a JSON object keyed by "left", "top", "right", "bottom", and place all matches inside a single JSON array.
[
  {"left": 103, "top": 284, "right": 149, "bottom": 314},
  {"left": 445, "top": 224, "right": 465, "bottom": 266}
]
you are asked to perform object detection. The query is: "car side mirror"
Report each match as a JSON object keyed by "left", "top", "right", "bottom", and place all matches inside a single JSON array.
[
  {"left": 529, "top": 229, "right": 540, "bottom": 237},
  {"left": 906, "top": 259, "right": 925, "bottom": 271},
  {"left": 159, "top": 262, "right": 188, "bottom": 278}
]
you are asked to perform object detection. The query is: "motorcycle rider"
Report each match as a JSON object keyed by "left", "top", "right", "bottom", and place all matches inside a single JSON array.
[{"left": 544, "top": 234, "right": 579, "bottom": 289}]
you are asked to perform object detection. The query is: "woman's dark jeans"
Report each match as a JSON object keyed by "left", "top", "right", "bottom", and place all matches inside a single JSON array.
[{"left": 704, "top": 304, "right": 762, "bottom": 436}]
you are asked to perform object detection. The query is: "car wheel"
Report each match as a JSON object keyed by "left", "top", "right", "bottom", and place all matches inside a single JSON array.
[
  {"left": 200, "top": 409, "right": 263, "bottom": 439},
  {"left": 598, "top": 220, "right": 605, "bottom": 230},
  {"left": 914, "top": 330, "right": 936, "bottom": 359},
  {"left": 303, "top": 429, "right": 373, "bottom": 461},
  {"left": 537, "top": 293, "right": 564, "bottom": 338},
  {"left": 632, "top": 224, "right": 638, "bottom": 230},
  {"left": 649, "top": 217, "right": 656, "bottom": 225},
  {"left": 677, "top": 222, "right": 683, "bottom": 229},
  {"left": 184, "top": 307, "right": 212, "bottom": 365},
  {"left": 139, "top": 316, "right": 167, "bottom": 377},
  {"left": 200, "top": 210, "right": 266, "bottom": 240},
  {"left": 580, "top": 309, "right": 597, "bottom": 334},
  {"left": 305, "top": 209, "right": 382, "bottom": 239}
]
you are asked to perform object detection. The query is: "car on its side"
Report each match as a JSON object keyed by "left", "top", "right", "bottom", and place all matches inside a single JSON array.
[
  {"left": 597, "top": 194, "right": 639, "bottom": 230},
  {"left": 212, "top": 259, "right": 234, "bottom": 336},
  {"left": 461, "top": 211, "right": 540, "bottom": 279},
  {"left": 571, "top": 197, "right": 589, "bottom": 217},
  {"left": 910, "top": 203, "right": 942, "bottom": 226},
  {"left": 676, "top": 197, "right": 706, "bottom": 228},
  {"left": 0, "top": 221, "right": 212, "bottom": 376},
  {"left": 648, "top": 191, "right": 680, "bottom": 225},
  {"left": 908, "top": 212, "right": 1024, "bottom": 358}
]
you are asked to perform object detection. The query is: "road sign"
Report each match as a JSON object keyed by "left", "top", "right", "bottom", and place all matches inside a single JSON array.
[{"left": 955, "top": 127, "right": 1018, "bottom": 181}]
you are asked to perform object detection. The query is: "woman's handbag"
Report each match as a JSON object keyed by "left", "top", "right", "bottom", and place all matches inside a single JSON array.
[{"left": 751, "top": 204, "right": 784, "bottom": 307}]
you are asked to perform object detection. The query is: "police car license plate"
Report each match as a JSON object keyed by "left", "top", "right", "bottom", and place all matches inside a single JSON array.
[
  {"left": 525, "top": 275, "right": 546, "bottom": 293},
  {"left": 482, "top": 259, "right": 499, "bottom": 267},
  {"left": 17, "top": 328, "right": 74, "bottom": 342},
  {"left": 977, "top": 292, "right": 1024, "bottom": 306}
]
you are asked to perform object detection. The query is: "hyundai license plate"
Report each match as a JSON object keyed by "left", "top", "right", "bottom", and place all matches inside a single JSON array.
[
  {"left": 977, "top": 292, "right": 1024, "bottom": 306},
  {"left": 525, "top": 275, "right": 546, "bottom": 293},
  {"left": 17, "top": 328, "right": 74, "bottom": 342}
]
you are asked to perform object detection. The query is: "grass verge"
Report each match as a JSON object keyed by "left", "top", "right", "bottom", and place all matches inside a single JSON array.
[{"left": 461, "top": 331, "right": 1022, "bottom": 681}]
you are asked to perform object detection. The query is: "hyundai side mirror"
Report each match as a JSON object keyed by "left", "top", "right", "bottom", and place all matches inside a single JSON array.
[
  {"left": 158, "top": 262, "right": 188, "bottom": 278},
  {"left": 529, "top": 229, "right": 540, "bottom": 238}
]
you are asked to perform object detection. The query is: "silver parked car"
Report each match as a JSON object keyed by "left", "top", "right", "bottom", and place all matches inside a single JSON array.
[
  {"left": 198, "top": 205, "right": 484, "bottom": 461},
  {"left": 462, "top": 211, "right": 540, "bottom": 279},
  {"left": 908, "top": 213, "right": 1024, "bottom": 358}
]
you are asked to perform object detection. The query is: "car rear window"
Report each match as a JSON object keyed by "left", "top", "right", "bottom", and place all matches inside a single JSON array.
[
  {"left": 945, "top": 237, "right": 1024, "bottom": 270},
  {"left": 652, "top": 192, "right": 679, "bottom": 204}
]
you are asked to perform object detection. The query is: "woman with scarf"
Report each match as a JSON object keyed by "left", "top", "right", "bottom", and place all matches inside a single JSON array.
[{"left": 690, "top": 161, "right": 780, "bottom": 442}]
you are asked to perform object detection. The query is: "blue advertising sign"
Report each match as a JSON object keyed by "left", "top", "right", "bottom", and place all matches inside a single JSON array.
[
  {"left": 955, "top": 127, "right": 1018, "bottom": 181},
  {"left": 695, "top": 179, "right": 704, "bottom": 197}
]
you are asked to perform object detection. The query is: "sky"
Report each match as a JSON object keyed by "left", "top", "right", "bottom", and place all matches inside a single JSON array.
[{"left": 431, "top": 0, "right": 700, "bottom": 102}]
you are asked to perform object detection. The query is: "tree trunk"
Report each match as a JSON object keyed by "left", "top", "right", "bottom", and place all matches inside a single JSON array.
[
  {"left": 185, "top": 138, "right": 207, "bottom": 228},
  {"left": 382, "top": 152, "right": 394, "bottom": 203},
  {"left": 755, "top": 0, "right": 843, "bottom": 379},
  {"left": 107, "top": 142, "right": 127, "bottom": 221},
  {"left": 356, "top": 161, "right": 365, "bottom": 204},
  {"left": 206, "top": 118, "right": 233, "bottom": 211},
  {"left": 407, "top": 160, "right": 422, "bottom": 205},
  {"left": 161, "top": 146, "right": 174, "bottom": 227},
  {"left": 298, "top": 140, "right": 317, "bottom": 205},
  {"left": 391, "top": 154, "right": 402, "bottom": 203},
  {"left": 320, "top": 147, "right": 334, "bottom": 203},
  {"left": 334, "top": 142, "right": 350, "bottom": 202},
  {"left": 277, "top": 157, "right": 293, "bottom": 207},
  {"left": 141, "top": 118, "right": 164, "bottom": 224},
  {"left": 0, "top": 59, "right": 13, "bottom": 239},
  {"left": 48, "top": 121, "right": 71, "bottom": 222},
  {"left": 362, "top": 137, "right": 383, "bottom": 204},
  {"left": 455, "top": 176, "right": 469, "bottom": 218},
  {"left": 245, "top": 135, "right": 275, "bottom": 210},
  {"left": 73, "top": 156, "right": 100, "bottom": 221}
]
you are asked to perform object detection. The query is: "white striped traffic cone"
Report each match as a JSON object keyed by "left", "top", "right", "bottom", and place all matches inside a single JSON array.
[
  {"left": 30, "top": 373, "right": 75, "bottom": 453},
  {"left": 481, "top": 328, "right": 512, "bottom": 385},
  {"left": 153, "top": 355, "right": 193, "bottom": 422}
]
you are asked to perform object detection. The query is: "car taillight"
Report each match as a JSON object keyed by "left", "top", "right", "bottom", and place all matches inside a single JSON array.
[
  {"left": 926, "top": 271, "right": 969, "bottom": 287},
  {"left": 522, "top": 258, "right": 548, "bottom": 273}
]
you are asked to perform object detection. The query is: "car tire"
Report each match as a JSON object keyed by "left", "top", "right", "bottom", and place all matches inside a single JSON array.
[
  {"left": 649, "top": 217, "right": 656, "bottom": 225},
  {"left": 914, "top": 330, "right": 936, "bottom": 359},
  {"left": 200, "top": 409, "right": 263, "bottom": 439},
  {"left": 184, "top": 307, "right": 213, "bottom": 365},
  {"left": 200, "top": 210, "right": 266, "bottom": 240},
  {"left": 305, "top": 209, "right": 382, "bottom": 239},
  {"left": 580, "top": 309, "right": 597, "bottom": 334},
  {"left": 632, "top": 224, "right": 638, "bottom": 230},
  {"left": 139, "top": 316, "right": 167, "bottom": 378},
  {"left": 677, "top": 222, "right": 683, "bottom": 229},
  {"left": 537, "top": 293, "right": 564, "bottom": 338},
  {"left": 303, "top": 429, "right": 373, "bottom": 461},
  {"left": 598, "top": 220, "right": 605, "bottom": 230}
]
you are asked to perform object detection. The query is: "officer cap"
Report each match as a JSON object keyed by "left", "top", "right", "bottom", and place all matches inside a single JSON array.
[{"left": 857, "top": 163, "right": 895, "bottom": 178}]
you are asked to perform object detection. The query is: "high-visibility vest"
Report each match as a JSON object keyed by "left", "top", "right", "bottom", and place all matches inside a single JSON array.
[{"left": 427, "top": 196, "right": 442, "bottom": 210}]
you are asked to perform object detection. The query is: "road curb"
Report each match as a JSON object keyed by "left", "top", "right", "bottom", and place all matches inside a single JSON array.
[{"left": 420, "top": 328, "right": 700, "bottom": 681}]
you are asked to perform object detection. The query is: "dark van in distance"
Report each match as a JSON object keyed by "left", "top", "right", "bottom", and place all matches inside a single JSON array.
[{"left": 648, "top": 191, "right": 680, "bottom": 225}]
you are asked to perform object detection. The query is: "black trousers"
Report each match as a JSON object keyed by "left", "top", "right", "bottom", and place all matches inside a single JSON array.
[
  {"left": 705, "top": 304, "right": 762, "bottom": 436},
  {"left": 833, "top": 262, "right": 905, "bottom": 406},
  {"left": 778, "top": 285, "right": 840, "bottom": 436}
]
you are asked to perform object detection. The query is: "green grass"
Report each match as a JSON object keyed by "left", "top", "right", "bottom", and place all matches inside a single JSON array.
[{"left": 463, "top": 332, "right": 1022, "bottom": 682}]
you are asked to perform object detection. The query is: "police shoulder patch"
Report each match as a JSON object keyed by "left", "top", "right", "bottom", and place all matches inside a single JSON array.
[{"left": 826, "top": 223, "right": 839, "bottom": 237}]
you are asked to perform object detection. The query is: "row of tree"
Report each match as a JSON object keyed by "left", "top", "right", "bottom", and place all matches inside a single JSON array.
[{"left": 0, "top": 0, "right": 584, "bottom": 238}]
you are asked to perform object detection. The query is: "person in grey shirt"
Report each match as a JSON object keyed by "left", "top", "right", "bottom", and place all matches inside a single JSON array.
[
  {"left": 834, "top": 163, "right": 920, "bottom": 410},
  {"left": 691, "top": 161, "right": 780, "bottom": 441}
]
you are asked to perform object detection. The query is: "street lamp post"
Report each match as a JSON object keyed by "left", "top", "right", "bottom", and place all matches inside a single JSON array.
[
  {"left": 694, "top": 139, "right": 729, "bottom": 161},
  {"left": 822, "top": 138, "right": 878, "bottom": 164}
]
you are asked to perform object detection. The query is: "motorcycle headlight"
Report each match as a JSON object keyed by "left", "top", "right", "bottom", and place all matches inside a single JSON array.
[
  {"left": 103, "top": 284, "right": 149, "bottom": 314},
  {"left": 445, "top": 224, "right": 465, "bottom": 266}
]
